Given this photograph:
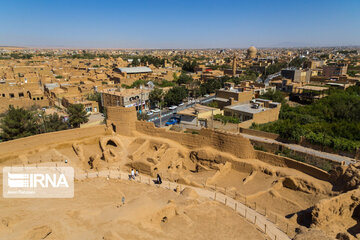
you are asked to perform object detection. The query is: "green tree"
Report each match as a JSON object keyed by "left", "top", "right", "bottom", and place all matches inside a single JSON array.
[
  {"left": 263, "top": 62, "right": 287, "bottom": 79},
  {"left": 66, "top": 104, "right": 89, "bottom": 128},
  {"left": 200, "top": 78, "right": 222, "bottom": 94},
  {"left": 208, "top": 101, "right": 218, "bottom": 108},
  {"left": 177, "top": 72, "right": 193, "bottom": 85},
  {"left": 149, "top": 88, "right": 164, "bottom": 106},
  {"left": 164, "top": 86, "right": 188, "bottom": 106},
  {"left": 260, "top": 90, "right": 286, "bottom": 104},
  {"left": 0, "top": 106, "right": 39, "bottom": 140},
  {"left": 289, "top": 57, "right": 307, "bottom": 68},
  {"left": 182, "top": 60, "right": 198, "bottom": 72},
  {"left": 43, "top": 113, "right": 68, "bottom": 132}
]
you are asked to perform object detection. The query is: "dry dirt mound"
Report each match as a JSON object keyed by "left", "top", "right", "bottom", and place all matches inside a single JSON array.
[
  {"left": 293, "top": 227, "right": 334, "bottom": 240},
  {"left": 331, "top": 163, "right": 360, "bottom": 192},
  {"left": 180, "top": 187, "right": 199, "bottom": 199},
  {"left": 311, "top": 188, "right": 360, "bottom": 239},
  {"left": 282, "top": 176, "right": 328, "bottom": 194}
]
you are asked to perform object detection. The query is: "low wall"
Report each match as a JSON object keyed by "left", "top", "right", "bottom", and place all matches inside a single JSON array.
[
  {"left": 0, "top": 125, "right": 109, "bottom": 161},
  {"left": 249, "top": 139, "right": 281, "bottom": 152},
  {"left": 240, "top": 128, "right": 280, "bottom": 140},
  {"left": 211, "top": 120, "right": 239, "bottom": 132},
  {"left": 135, "top": 121, "right": 256, "bottom": 159},
  {"left": 256, "top": 151, "right": 330, "bottom": 181},
  {"left": 249, "top": 138, "right": 340, "bottom": 171}
]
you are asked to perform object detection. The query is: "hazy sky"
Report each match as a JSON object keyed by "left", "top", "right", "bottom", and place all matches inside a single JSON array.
[{"left": 1, "top": 0, "right": 359, "bottom": 49}]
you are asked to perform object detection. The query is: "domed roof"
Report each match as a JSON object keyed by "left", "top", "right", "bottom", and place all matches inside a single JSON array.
[{"left": 248, "top": 46, "right": 257, "bottom": 52}]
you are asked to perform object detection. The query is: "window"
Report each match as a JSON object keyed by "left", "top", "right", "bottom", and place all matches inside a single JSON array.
[
  {"left": 41, "top": 97, "right": 43, "bottom": 100},
  {"left": 9, "top": 93, "right": 15, "bottom": 98},
  {"left": 37, "top": 97, "right": 40, "bottom": 100},
  {"left": 19, "top": 92, "right": 24, "bottom": 97}
]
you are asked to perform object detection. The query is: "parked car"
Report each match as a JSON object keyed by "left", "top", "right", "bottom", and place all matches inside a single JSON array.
[
  {"left": 152, "top": 108, "right": 160, "bottom": 113},
  {"left": 165, "top": 117, "right": 181, "bottom": 126},
  {"left": 169, "top": 105, "right": 177, "bottom": 110},
  {"left": 178, "top": 102, "right": 184, "bottom": 106},
  {"left": 204, "top": 94, "right": 210, "bottom": 97},
  {"left": 146, "top": 110, "right": 154, "bottom": 116}
]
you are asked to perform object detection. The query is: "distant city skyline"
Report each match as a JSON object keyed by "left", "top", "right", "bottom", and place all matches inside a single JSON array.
[{"left": 1, "top": 0, "right": 360, "bottom": 49}]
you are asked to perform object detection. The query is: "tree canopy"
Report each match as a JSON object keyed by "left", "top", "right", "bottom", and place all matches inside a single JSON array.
[
  {"left": 66, "top": 104, "right": 89, "bottom": 128},
  {"left": 0, "top": 106, "right": 69, "bottom": 141},
  {"left": 182, "top": 60, "right": 198, "bottom": 72},
  {"left": 0, "top": 106, "right": 39, "bottom": 141},
  {"left": 149, "top": 88, "right": 164, "bottom": 106},
  {"left": 164, "top": 86, "right": 188, "bottom": 106},
  {"left": 253, "top": 86, "right": 360, "bottom": 152},
  {"left": 177, "top": 72, "right": 193, "bottom": 85}
]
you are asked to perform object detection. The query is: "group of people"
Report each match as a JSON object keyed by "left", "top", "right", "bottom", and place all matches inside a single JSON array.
[
  {"left": 129, "top": 169, "right": 139, "bottom": 180},
  {"left": 128, "top": 169, "right": 162, "bottom": 185}
]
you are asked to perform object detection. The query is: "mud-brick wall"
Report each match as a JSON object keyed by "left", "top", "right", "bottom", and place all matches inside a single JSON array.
[
  {"left": 248, "top": 137, "right": 341, "bottom": 171},
  {"left": 107, "top": 106, "right": 137, "bottom": 136},
  {"left": 0, "top": 125, "right": 108, "bottom": 162},
  {"left": 135, "top": 121, "right": 256, "bottom": 159},
  {"left": 256, "top": 151, "right": 330, "bottom": 181}
]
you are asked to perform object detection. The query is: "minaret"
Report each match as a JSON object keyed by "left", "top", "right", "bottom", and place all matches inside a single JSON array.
[{"left": 232, "top": 53, "right": 237, "bottom": 77}]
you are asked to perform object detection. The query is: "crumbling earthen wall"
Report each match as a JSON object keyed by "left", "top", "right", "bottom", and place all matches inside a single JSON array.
[
  {"left": 135, "top": 121, "right": 256, "bottom": 159},
  {"left": 256, "top": 151, "right": 330, "bottom": 181},
  {"left": 0, "top": 125, "right": 109, "bottom": 162},
  {"left": 311, "top": 188, "right": 360, "bottom": 238}
]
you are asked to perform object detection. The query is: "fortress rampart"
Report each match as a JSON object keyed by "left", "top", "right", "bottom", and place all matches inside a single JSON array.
[
  {"left": 0, "top": 125, "right": 109, "bottom": 162},
  {"left": 0, "top": 106, "right": 331, "bottom": 182},
  {"left": 135, "top": 120, "right": 256, "bottom": 159}
]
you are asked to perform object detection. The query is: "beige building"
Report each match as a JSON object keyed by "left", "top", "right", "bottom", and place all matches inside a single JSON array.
[
  {"left": 214, "top": 83, "right": 254, "bottom": 109},
  {"left": 101, "top": 88, "right": 150, "bottom": 110},
  {"left": 224, "top": 99, "right": 281, "bottom": 126},
  {"left": 0, "top": 84, "right": 49, "bottom": 113},
  {"left": 177, "top": 104, "right": 222, "bottom": 127}
]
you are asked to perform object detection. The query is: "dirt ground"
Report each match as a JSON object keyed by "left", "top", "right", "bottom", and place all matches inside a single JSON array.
[
  {"left": 0, "top": 133, "right": 342, "bottom": 239},
  {"left": 0, "top": 178, "right": 266, "bottom": 240}
]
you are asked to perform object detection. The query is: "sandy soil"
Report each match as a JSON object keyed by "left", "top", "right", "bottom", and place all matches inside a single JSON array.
[
  {"left": 0, "top": 178, "right": 266, "bottom": 240},
  {"left": 0, "top": 133, "right": 339, "bottom": 239}
]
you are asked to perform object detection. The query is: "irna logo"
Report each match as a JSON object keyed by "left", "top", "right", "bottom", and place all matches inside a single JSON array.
[
  {"left": 3, "top": 167, "right": 74, "bottom": 198},
  {"left": 8, "top": 172, "right": 69, "bottom": 188}
]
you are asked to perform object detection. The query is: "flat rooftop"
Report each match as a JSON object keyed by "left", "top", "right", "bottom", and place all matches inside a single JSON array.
[
  {"left": 101, "top": 88, "right": 150, "bottom": 97},
  {"left": 225, "top": 103, "right": 267, "bottom": 114},
  {"left": 117, "top": 66, "right": 152, "bottom": 74},
  {"left": 177, "top": 104, "right": 217, "bottom": 117},
  {"left": 297, "top": 85, "right": 329, "bottom": 91}
]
